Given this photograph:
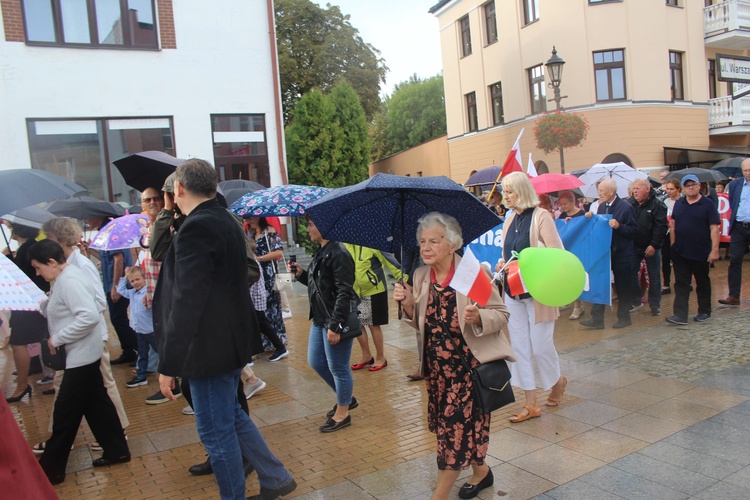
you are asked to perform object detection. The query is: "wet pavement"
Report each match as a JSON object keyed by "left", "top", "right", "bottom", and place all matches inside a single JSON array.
[{"left": 2, "top": 257, "right": 749, "bottom": 499}]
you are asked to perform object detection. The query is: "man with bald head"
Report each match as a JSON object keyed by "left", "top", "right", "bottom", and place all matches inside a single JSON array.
[
  {"left": 629, "top": 178, "right": 668, "bottom": 315},
  {"left": 582, "top": 178, "right": 638, "bottom": 329},
  {"left": 721, "top": 158, "right": 750, "bottom": 305}
]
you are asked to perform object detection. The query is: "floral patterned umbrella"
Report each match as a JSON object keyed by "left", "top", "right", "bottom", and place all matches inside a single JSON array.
[
  {"left": 88, "top": 214, "right": 151, "bottom": 251},
  {"left": 228, "top": 184, "right": 331, "bottom": 218},
  {"left": 0, "top": 253, "right": 47, "bottom": 311}
]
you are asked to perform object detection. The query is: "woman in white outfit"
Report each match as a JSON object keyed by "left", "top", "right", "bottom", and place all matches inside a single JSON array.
[{"left": 495, "top": 172, "right": 567, "bottom": 423}]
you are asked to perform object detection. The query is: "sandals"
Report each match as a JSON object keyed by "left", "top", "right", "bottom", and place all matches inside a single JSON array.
[
  {"left": 33, "top": 441, "right": 74, "bottom": 455},
  {"left": 546, "top": 376, "right": 568, "bottom": 407},
  {"left": 509, "top": 404, "right": 541, "bottom": 423},
  {"left": 569, "top": 307, "right": 584, "bottom": 320}
]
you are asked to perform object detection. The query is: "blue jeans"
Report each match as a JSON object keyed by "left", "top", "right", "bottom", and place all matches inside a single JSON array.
[
  {"left": 191, "top": 369, "right": 293, "bottom": 500},
  {"left": 307, "top": 323, "right": 354, "bottom": 406},
  {"left": 136, "top": 333, "right": 159, "bottom": 379}
]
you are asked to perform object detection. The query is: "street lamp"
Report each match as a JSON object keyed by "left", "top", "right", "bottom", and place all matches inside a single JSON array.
[{"left": 546, "top": 46, "right": 568, "bottom": 173}]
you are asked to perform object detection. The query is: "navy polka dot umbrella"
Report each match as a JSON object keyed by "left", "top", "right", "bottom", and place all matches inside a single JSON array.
[{"left": 305, "top": 174, "right": 501, "bottom": 254}]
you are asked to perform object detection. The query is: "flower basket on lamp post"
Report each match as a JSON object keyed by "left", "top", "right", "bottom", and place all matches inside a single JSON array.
[{"left": 533, "top": 111, "right": 589, "bottom": 174}]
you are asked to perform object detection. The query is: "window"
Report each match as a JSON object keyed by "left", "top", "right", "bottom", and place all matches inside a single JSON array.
[
  {"left": 460, "top": 16, "right": 472, "bottom": 57},
  {"left": 211, "top": 115, "right": 270, "bottom": 185},
  {"left": 528, "top": 65, "right": 546, "bottom": 114},
  {"left": 484, "top": 1, "right": 497, "bottom": 45},
  {"left": 666, "top": 0, "right": 679, "bottom": 6},
  {"left": 708, "top": 59, "right": 717, "bottom": 99},
  {"left": 27, "top": 117, "right": 175, "bottom": 204},
  {"left": 22, "top": 0, "right": 158, "bottom": 49},
  {"left": 489, "top": 82, "right": 504, "bottom": 126},
  {"left": 522, "top": 0, "right": 539, "bottom": 25},
  {"left": 466, "top": 92, "right": 478, "bottom": 132},
  {"left": 589, "top": 0, "right": 622, "bottom": 3},
  {"left": 593, "top": 49, "right": 626, "bottom": 101},
  {"left": 669, "top": 51, "right": 684, "bottom": 100}
]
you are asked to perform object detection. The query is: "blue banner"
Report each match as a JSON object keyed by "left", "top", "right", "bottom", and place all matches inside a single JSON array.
[
  {"left": 466, "top": 222, "right": 504, "bottom": 270},
  {"left": 465, "top": 215, "right": 613, "bottom": 305},
  {"left": 555, "top": 215, "right": 612, "bottom": 305}
]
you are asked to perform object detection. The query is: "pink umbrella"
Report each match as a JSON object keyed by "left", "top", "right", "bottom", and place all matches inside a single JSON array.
[
  {"left": 530, "top": 173, "right": 584, "bottom": 194},
  {"left": 88, "top": 214, "right": 151, "bottom": 251}
]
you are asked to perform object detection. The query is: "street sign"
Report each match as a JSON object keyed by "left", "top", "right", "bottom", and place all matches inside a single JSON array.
[{"left": 717, "top": 53, "right": 750, "bottom": 83}]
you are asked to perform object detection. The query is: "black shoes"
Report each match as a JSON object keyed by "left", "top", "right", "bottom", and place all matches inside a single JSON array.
[
  {"left": 320, "top": 415, "right": 351, "bottom": 433},
  {"left": 325, "top": 396, "right": 358, "bottom": 419},
  {"left": 666, "top": 316, "right": 688, "bottom": 325},
  {"left": 6, "top": 385, "right": 32, "bottom": 403},
  {"left": 458, "top": 468, "right": 494, "bottom": 499},
  {"left": 188, "top": 457, "right": 213, "bottom": 476},
  {"left": 92, "top": 454, "right": 131, "bottom": 467},
  {"left": 580, "top": 319, "right": 604, "bottom": 329},
  {"left": 247, "top": 478, "right": 297, "bottom": 500},
  {"left": 188, "top": 456, "right": 255, "bottom": 477},
  {"left": 612, "top": 319, "right": 631, "bottom": 329},
  {"left": 651, "top": 308, "right": 660, "bottom": 316},
  {"left": 110, "top": 351, "right": 137, "bottom": 365}
]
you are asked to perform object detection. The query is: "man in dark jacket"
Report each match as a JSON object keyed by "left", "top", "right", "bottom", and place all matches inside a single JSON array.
[
  {"left": 582, "top": 178, "right": 638, "bottom": 329},
  {"left": 154, "top": 159, "right": 296, "bottom": 500},
  {"left": 629, "top": 179, "right": 668, "bottom": 316}
]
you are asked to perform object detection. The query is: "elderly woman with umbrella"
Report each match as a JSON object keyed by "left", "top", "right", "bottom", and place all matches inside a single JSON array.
[{"left": 394, "top": 212, "right": 511, "bottom": 500}]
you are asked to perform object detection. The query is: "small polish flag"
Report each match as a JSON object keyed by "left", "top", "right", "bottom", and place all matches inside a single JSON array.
[
  {"left": 527, "top": 153, "right": 538, "bottom": 177},
  {"left": 505, "top": 260, "right": 528, "bottom": 297},
  {"left": 449, "top": 248, "right": 494, "bottom": 306},
  {"left": 500, "top": 129, "right": 524, "bottom": 178}
]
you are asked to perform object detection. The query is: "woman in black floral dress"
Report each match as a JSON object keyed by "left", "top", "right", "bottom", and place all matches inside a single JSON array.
[
  {"left": 248, "top": 217, "right": 288, "bottom": 351},
  {"left": 394, "top": 212, "right": 513, "bottom": 500}
]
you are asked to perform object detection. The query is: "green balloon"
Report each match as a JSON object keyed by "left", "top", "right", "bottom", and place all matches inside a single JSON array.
[{"left": 517, "top": 247, "right": 585, "bottom": 307}]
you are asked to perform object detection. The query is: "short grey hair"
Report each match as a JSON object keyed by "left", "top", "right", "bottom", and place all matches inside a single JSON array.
[
  {"left": 42, "top": 217, "right": 82, "bottom": 247},
  {"left": 175, "top": 158, "right": 217, "bottom": 198},
  {"left": 417, "top": 212, "right": 463, "bottom": 249},
  {"left": 632, "top": 178, "right": 651, "bottom": 189}
]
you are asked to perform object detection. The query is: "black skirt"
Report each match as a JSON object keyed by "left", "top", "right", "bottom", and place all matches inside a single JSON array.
[{"left": 9, "top": 311, "right": 48, "bottom": 345}]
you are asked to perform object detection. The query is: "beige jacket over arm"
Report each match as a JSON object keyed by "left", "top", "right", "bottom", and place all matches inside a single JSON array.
[{"left": 403, "top": 253, "right": 514, "bottom": 377}]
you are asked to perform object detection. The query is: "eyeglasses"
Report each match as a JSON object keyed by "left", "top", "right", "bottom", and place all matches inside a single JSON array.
[
  {"left": 141, "top": 196, "right": 161, "bottom": 204},
  {"left": 683, "top": 183, "right": 699, "bottom": 188}
]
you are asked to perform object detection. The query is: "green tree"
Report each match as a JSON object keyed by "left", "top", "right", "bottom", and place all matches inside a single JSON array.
[
  {"left": 328, "top": 81, "right": 370, "bottom": 187},
  {"left": 275, "top": 0, "right": 387, "bottom": 125},
  {"left": 370, "top": 74, "right": 446, "bottom": 160}
]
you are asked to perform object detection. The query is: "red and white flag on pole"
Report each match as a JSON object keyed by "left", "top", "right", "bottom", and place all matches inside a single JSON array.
[
  {"left": 449, "top": 248, "right": 493, "bottom": 306},
  {"left": 500, "top": 129, "right": 524, "bottom": 178}
]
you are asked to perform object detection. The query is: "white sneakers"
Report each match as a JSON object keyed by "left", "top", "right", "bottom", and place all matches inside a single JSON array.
[{"left": 244, "top": 378, "right": 267, "bottom": 399}]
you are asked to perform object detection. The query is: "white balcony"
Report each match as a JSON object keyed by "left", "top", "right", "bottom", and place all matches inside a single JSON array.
[
  {"left": 705, "top": 0, "right": 750, "bottom": 49},
  {"left": 708, "top": 95, "right": 750, "bottom": 134}
]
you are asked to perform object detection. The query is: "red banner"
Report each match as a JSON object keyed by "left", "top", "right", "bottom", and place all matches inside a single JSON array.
[{"left": 717, "top": 192, "right": 731, "bottom": 243}]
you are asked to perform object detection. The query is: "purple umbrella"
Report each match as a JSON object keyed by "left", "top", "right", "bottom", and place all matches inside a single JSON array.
[
  {"left": 88, "top": 214, "right": 151, "bottom": 251},
  {"left": 464, "top": 166, "right": 502, "bottom": 187},
  {"left": 228, "top": 185, "right": 331, "bottom": 217}
]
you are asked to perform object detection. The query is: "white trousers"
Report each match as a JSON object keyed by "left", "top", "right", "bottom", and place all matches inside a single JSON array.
[{"left": 504, "top": 292, "right": 561, "bottom": 391}]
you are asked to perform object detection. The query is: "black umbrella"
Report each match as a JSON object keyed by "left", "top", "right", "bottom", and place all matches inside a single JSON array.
[
  {"left": 47, "top": 196, "right": 126, "bottom": 220},
  {"left": 712, "top": 157, "right": 746, "bottom": 179},
  {"left": 219, "top": 179, "right": 265, "bottom": 191},
  {"left": 113, "top": 151, "right": 185, "bottom": 193},
  {"left": 664, "top": 167, "right": 727, "bottom": 183},
  {"left": 223, "top": 187, "right": 263, "bottom": 206},
  {"left": 0, "top": 169, "right": 87, "bottom": 215},
  {"left": 1, "top": 205, "right": 56, "bottom": 229}
]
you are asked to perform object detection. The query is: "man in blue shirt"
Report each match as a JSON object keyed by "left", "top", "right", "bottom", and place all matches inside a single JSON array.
[
  {"left": 721, "top": 159, "right": 750, "bottom": 305},
  {"left": 667, "top": 174, "right": 720, "bottom": 324}
]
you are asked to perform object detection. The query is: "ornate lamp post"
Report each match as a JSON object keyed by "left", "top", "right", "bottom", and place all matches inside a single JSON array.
[{"left": 546, "top": 46, "right": 567, "bottom": 173}]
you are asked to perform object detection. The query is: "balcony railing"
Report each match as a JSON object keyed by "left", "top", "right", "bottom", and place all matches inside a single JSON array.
[
  {"left": 708, "top": 95, "right": 750, "bottom": 130},
  {"left": 705, "top": 0, "right": 750, "bottom": 36}
]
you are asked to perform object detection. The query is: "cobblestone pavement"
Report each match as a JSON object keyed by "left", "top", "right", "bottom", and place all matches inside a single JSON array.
[{"left": 1, "top": 258, "right": 749, "bottom": 499}]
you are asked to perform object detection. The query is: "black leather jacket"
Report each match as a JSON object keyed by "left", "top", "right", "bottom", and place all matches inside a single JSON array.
[{"left": 298, "top": 241, "right": 356, "bottom": 332}]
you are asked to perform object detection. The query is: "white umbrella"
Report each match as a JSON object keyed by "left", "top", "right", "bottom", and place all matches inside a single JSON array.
[
  {"left": 0, "top": 253, "right": 48, "bottom": 311},
  {"left": 577, "top": 162, "right": 647, "bottom": 199}
]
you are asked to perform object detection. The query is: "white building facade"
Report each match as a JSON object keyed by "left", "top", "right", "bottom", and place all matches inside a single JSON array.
[{"left": 0, "top": 0, "right": 287, "bottom": 205}]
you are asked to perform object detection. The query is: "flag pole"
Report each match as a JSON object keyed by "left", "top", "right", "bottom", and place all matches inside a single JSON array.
[{"left": 487, "top": 128, "right": 524, "bottom": 199}]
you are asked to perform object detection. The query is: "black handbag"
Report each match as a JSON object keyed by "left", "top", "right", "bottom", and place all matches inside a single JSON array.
[
  {"left": 41, "top": 339, "right": 66, "bottom": 371},
  {"left": 438, "top": 312, "right": 515, "bottom": 414},
  {"left": 310, "top": 276, "right": 362, "bottom": 340}
]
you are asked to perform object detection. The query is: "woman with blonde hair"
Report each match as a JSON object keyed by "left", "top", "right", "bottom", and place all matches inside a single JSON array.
[{"left": 495, "top": 172, "right": 567, "bottom": 423}]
